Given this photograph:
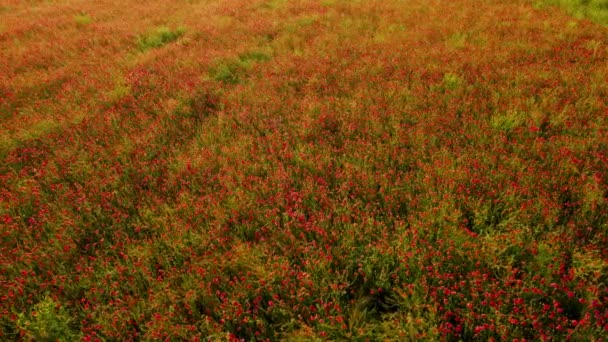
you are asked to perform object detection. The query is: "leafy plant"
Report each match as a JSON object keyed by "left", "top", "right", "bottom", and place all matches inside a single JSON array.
[{"left": 17, "top": 296, "right": 81, "bottom": 341}]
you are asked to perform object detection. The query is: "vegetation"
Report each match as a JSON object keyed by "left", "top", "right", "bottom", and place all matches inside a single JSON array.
[
  {"left": 1, "top": 0, "right": 607, "bottom": 340},
  {"left": 74, "top": 13, "right": 93, "bottom": 26},
  {"left": 539, "top": 0, "right": 608, "bottom": 25},
  {"left": 137, "top": 26, "right": 186, "bottom": 51}
]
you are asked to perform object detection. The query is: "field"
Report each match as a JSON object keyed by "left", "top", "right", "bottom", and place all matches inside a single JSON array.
[{"left": 1, "top": 0, "right": 607, "bottom": 340}]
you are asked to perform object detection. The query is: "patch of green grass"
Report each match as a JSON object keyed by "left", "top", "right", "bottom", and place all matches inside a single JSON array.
[
  {"left": 443, "top": 73, "right": 463, "bottom": 90},
  {"left": 434, "top": 73, "right": 464, "bottom": 92},
  {"left": 209, "top": 61, "right": 244, "bottom": 84},
  {"left": 107, "top": 82, "right": 131, "bottom": 103},
  {"left": 446, "top": 32, "right": 468, "bottom": 48},
  {"left": 238, "top": 50, "right": 271, "bottom": 63},
  {"left": 261, "top": 0, "right": 288, "bottom": 9},
  {"left": 539, "top": 0, "right": 608, "bottom": 25},
  {"left": 17, "top": 296, "right": 81, "bottom": 341},
  {"left": 0, "top": 133, "right": 15, "bottom": 159},
  {"left": 19, "top": 119, "right": 61, "bottom": 141},
  {"left": 209, "top": 50, "right": 272, "bottom": 84},
  {"left": 74, "top": 13, "right": 92, "bottom": 26},
  {"left": 137, "top": 26, "right": 186, "bottom": 51},
  {"left": 491, "top": 110, "right": 526, "bottom": 133}
]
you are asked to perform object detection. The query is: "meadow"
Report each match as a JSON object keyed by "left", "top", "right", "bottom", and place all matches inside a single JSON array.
[{"left": 1, "top": 0, "right": 607, "bottom": 340}]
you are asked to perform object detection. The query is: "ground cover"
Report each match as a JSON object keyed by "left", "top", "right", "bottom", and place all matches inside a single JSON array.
[
  {"left": 1, "top": 0, "right": 607, "bottom": 340},
  {"left": 538, "top": 0, "right": 608, "bottom": 26}
]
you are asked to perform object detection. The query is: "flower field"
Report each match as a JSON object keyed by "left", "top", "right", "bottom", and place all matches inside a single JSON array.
[{"left": 1, "top": 0, "right": 607, "bottom": 340}]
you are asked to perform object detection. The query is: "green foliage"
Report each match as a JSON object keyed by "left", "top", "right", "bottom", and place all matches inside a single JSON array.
[
  {"left": 446, "top": 32, "right": 468, "bottom": 48},
  {"left": 490, "top": 110, "right": 526, "bottom": 133},
  {"left": 107, "top": 82, "right": 131, "bottom": 103},
  {"left": 357, "top": 288, "right": 441, "bottom": 341},
  {"left": 17, "top": 296, "right": 81, "bottom": 341},
  {"left": 20, "top": 120, "right": 61, "bottom": 140},
  {"left": 262, "top": 0, "right": 288, "bottom": 9},
  {"left": 239, "top": 50, "right": 272, "bottom": 63},
  {"left": 209, "top": 50, "right": 271, "bottom": 84},
  {"left": 540, "top": 0, "right": 608, "bottom": 25},
  {"left": 0, "top": 132, "right": 15, "bottom": 158},
  {"left": 74, "top": 13, "right": 92, "bottom": 26},
  {"left": 137, "top": 26, "right": 186, "bottom": 51},
  {"left": 209, "top": 60, "right": 244, "bottom": 84},
  {"left": 434, "top": 73, "right": 464, "bottom": 93}
]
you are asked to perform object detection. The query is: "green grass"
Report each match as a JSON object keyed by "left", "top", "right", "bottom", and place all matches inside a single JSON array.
[
  {"left": 539, "top": 0, "right": 608, "bottom": 25},
  {"left": 209, "top": 50, "right": 271, "bottom": 84},
  {"left": 106, "top": 80, "right": 131, "bottom": 103},
  {"left": 137, "top": 26, "right": 186, "bottom": 51},
  {"left": 17, "top": 296, "right": 81, "bottom": 341},
  {"left": 74, "top": 13, "right": 92, "bottom": 26}
]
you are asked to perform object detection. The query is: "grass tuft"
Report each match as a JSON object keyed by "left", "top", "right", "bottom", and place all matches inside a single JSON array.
[
  {"left": 137, "top": 26, "right": 186, "bottom": 51},
  {"left": 209, "top": 50, "right": 272, "bottom": 84},
  {"left": 74, "top": 13, "right": 92, "bottom": 26}
]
